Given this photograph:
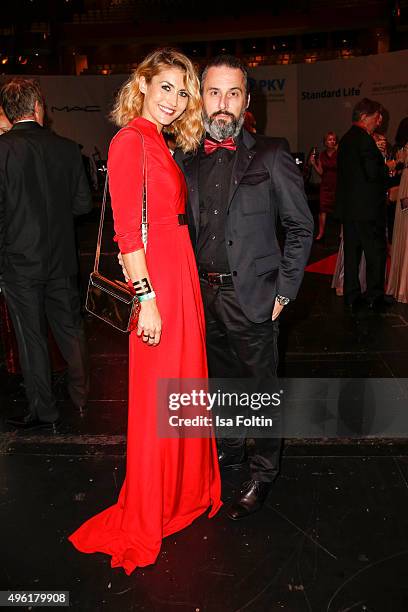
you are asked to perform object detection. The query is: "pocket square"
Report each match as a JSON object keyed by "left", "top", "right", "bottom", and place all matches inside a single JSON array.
[{"left": 239, "top": 171, "right": 269, "bottom": 186}]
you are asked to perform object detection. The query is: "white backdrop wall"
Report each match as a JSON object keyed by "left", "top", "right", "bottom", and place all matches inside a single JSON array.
[
  {"left": 5, "top": 50, "right": 406, "bottom": 158},
  {"left": 36, "top": 74, "right": 126, "bottom": 159},
  {"left": 298, "top": 49, "right": 408, "bottom": 155},
  {"left": 247, "top": 63, "right": 298, "bottom": 150}
]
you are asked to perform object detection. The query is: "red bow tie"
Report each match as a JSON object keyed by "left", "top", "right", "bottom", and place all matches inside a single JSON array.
[{"left": 204, "top": 137, "right": 237, "bottom": 155}]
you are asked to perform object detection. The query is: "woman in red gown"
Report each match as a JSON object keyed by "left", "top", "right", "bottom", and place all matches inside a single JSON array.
[{"left": 68, "top": 49, "right": 222, "bottom": 575}]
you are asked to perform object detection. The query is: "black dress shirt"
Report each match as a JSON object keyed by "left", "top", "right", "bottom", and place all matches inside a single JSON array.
[{"left": 196, "top": 136, "right": 237, "bottom": 272}]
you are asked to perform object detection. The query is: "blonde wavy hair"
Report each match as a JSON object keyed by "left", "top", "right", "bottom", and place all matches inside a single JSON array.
[{"left": 111, "top": 48, "right": 203, "bottom": 152}]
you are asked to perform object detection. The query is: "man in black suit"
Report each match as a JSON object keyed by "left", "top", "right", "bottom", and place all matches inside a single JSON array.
[
  {"left": 0, "top": 78, "right": 92, "bottom": 431},
  {"left": 335, "top": 98, "right": 387, "bottom": 313},
  {"left": 175, "top": 56, "right": 313, "bottom": 519}
]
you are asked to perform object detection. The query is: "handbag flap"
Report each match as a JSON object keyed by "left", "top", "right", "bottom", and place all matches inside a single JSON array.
[{"left": 89, "top": 272, "right": 135, "bottom": 305}]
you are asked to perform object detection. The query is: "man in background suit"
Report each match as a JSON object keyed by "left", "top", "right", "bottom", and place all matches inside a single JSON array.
[
  {"left": 175, "top": 56, "right": 313, "bottom": 519},
  {"left": 0, "top": 78, "right": 92, "bottom": 431},
  {"left": 335, "top": 98, "right": 387, "bottom": 313}
]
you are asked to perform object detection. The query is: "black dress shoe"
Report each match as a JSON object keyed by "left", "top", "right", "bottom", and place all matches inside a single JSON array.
[
  {"left": 5, "top": 413, "right": 56, "bottom": 431},
  {"left": 367, "top": 296, "right": 391, "bottom": 314},
  {"left": 347, "top": 296, "right": 367, "bottom": 316},
  {"left": 218, "top": 449, "right": 247, "bottom": 470},
  {"left": 226, "top": 480, "right": 273, "bottom": 520},
  {"left": 383, "top": 295, "right": 395, "bottom": 305}
]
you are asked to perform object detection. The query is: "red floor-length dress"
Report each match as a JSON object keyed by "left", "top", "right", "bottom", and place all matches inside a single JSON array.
[{"left": 68, "top": 117, "right": 222, "bottom": 575}]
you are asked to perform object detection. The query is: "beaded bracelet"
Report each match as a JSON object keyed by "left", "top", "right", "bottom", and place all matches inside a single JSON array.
[{"left": 138, "top": 291, "right": 156, "bottom": 302}]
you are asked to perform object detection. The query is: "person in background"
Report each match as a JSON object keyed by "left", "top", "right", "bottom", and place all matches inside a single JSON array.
[
  {"left": 373, "top": 131, "right": 398, "bottom": 248},
  {"left": 163, "top": 131, "right": 177, "bottom": 155},
  {"left": 78, "top": 144, "right": 93, "bottom": 189},
  {"left": 0, "top": 106, "right": 17, "bottom": 375},
  {"left": 0, "top": 78, "right": 92, "bottom": 431},
  {"left": 243, "top": 110, "right": 256, "bottom": 134},
  {"left": 0, "top": 105, "right": 67, "bottom": 380},
  {"left": 372, "top": 131, "right": 388, "bottom": 157},
  {"left": 386, "top": 117, "right": 408, "bottom": 303},
  {"left": 309, "top": 131, "right": 338, "bottom": 242},
  {"left": 332, "top": 128, "right": 390, "bottom": 297},
  {"left": 335, "top": 98, "right": 387, "bottom": 314},
  {"left": 0, "top": 106, "right": 11, "bottom": 135},
  {"left": 387, "top": 118, "right": 408, "bottom": 243}
]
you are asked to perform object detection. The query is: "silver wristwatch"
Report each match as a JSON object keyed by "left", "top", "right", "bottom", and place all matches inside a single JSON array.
[{"left": 276, "top": 294, "right": 290, "bottom": 306}]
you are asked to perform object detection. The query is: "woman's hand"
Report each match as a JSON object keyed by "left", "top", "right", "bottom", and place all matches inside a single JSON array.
[
  {"left": 308, "top": 153, "right": 322, "bottom": 175},
  {"left": 137, "top": 299, "right": 162, "bottom": 346},
  {"left": 308, "top": 153, "right": 316, "bottom": 167}
]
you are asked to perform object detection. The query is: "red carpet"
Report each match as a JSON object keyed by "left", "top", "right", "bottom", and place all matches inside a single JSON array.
[
  {"left": 305, "top": 254, "right": 337, "bottom": 275},
  {"left": 305, "top": 252, "right": 391, "bottom": 276}
]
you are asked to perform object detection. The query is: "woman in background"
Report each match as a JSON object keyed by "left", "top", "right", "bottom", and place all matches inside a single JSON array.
[
  {"left": 387, "top": 117, "right": 408, "bottom": 303},
  {"left": 309, "top": 131, "right": 338, "bottom": 241},
  {"left": 69, "top": 48, "right": 222, "bottom": 575}
]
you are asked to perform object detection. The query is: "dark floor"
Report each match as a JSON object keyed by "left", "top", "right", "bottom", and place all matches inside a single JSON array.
[{"left": 1, "top": 212, "right": 408, "bottom": 611}]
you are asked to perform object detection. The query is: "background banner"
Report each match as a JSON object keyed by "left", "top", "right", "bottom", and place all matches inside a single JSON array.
[
  {"left": 248, "top": 63, "right": 298, "bottom": 150},
  {"left": 298, "top": 49, "right": 408, "bottom": 156},
  {"left": 3, "top": 49, "right": 406, "bottom": 159},
  {"left": 36, "top": 74, "right": 126, "bottom": 160}
]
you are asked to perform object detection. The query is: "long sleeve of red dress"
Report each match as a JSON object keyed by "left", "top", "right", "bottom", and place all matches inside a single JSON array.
[{"left": 108, "top": 127, "right": 145, "bottom": 254}]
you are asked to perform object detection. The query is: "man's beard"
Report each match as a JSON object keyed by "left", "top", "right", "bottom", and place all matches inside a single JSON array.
[{"left": 203, "top": 109, "right": 245, "bottom": 141}]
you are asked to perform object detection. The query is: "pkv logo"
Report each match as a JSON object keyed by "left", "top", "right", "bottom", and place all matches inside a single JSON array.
[{"left": 248, "top": 77, "right": 286, "bottom": 93}]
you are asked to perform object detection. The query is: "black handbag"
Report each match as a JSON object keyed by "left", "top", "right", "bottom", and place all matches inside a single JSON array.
[{"left": 85, "top": 129, "right": 148, "bottom": 332}]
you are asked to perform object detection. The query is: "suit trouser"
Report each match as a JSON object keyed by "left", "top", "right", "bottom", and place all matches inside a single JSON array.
[
  {"left": 200, "top": 280, "right": 281, "bottom": 483},
  {"left": 343, "top": 218, "right": 387, "bottom": 305},
  {"left": 1, "top": 275, "right": 89, "bottom": 422}
]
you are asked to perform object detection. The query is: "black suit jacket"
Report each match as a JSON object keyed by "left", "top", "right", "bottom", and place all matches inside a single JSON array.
[
  {"left": 175, "top": 129, "right": 313, "bottom": 323},
  {"left": 0, "top": 121, "right": 92, "bottom": 281},
  {"left": 335, "top": 124, "right": 387, "bottom": 222}
]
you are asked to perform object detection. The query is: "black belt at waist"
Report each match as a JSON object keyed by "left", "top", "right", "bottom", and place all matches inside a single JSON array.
[
  {"left": 178, "top": 214, "right": 187, "bottom": 225},
  {"left": 148, "top": 213, "right": 187, "bottom": 227},
  {"left": 199, "top": 270, "right": 234, "bottom": 286}
]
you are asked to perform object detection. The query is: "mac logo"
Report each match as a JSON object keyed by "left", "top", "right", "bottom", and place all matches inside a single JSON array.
[{"left": 51, "top": 105, "right": 101, "bottom": 113}]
